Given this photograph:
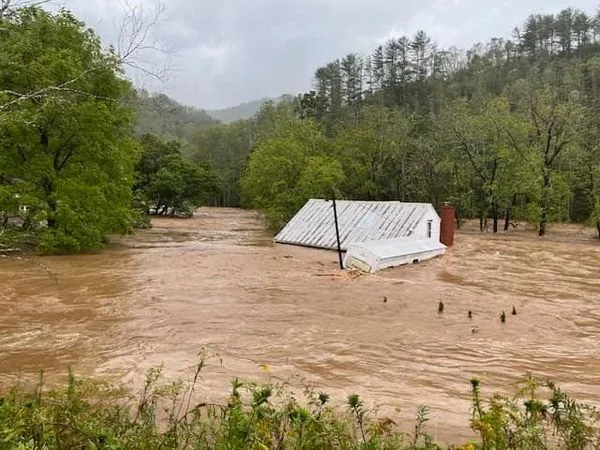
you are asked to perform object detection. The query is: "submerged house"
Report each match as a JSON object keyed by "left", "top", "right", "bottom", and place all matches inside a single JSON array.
[{"left": 274, "top": 199, "right": 454, "bottom": 273}]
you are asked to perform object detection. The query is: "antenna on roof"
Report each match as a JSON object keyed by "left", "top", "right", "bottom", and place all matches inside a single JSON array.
[{"left": 331, "top": 189, "right": 344, "bottom": 270}]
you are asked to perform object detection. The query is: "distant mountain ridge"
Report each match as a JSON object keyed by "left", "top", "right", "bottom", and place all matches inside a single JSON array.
[
  {"left": 208, "top": 95, "right": 293, "bottom": 123},
  {"left": 132, "top": 91, "right": 293, "bottom": 144},
  {"left": 134, "top": 90, "right": 219, "bottom": 143}
]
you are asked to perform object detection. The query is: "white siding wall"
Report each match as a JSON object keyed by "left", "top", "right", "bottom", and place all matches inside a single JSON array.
[
  {"left": 407, "top": 207, "right": 441, "bottom": 242},
  {"left": 344, "top": 238, "right": 446, "bottom": 273}
]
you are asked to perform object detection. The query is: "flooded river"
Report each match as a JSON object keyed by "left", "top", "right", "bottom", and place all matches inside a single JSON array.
[{"left": 2, "top": 207, "right": 600, "bottom": 443}]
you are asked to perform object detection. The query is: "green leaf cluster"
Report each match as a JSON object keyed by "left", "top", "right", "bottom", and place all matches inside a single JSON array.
[
  {"left": 0, "top": 7, "right": 137, "bottom": 253},
  {"left": 134, "top": 134, "right": 218, "bottom": 217},
  {"left": 239, "top": 107, "right": 344, "bottom": 229}
]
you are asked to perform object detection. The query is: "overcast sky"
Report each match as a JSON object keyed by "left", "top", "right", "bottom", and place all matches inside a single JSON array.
[{"left": 50, "top": 0, "right": 598, "bottom": 109}]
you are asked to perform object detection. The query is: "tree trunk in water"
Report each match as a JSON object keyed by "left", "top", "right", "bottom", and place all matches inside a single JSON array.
[
  {"left": 493, "top": 203, "right": 499, "bottom": 233},
  {"left": 539, "top": 169, "right": 551, "bottom": 237},
  {"left": 44, "top": 182, "right": 56, "bottom": 228},
  {"left": 47, "top": 202, "right": 56, "bottom": 228},
  {"left": 597, "top": 221, "right": 600, "bottom": 239},
  {"left": 539, "top": 217, "right": 547, "bottom": 237},
  {"left": 40, "top": 128, "right": 57, "bottom": 228},
  {"left": 504, "top": 208, "right": 510, "bottom": 231},
  {"left": 479, "top": 213, "right": 485, "bottom": 232}
]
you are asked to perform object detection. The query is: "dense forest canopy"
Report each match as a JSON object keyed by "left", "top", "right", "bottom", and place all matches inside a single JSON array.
[
  {"left": 2, "top": 2, "right": 600, "bottom": 255},
  {"left": 134, "top": 134, "right": 218, "bottom": 217},
  {"left": 191, "top": 5, "right": 600, "bottom": 237}
]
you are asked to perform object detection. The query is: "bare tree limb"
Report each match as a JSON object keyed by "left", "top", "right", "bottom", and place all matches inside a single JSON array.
[
  {"left": 0, "top": 0, "right": 171, "bottom": 122},
  {"left": 116, "top": 0, "right": 171, "bottom": 82}
]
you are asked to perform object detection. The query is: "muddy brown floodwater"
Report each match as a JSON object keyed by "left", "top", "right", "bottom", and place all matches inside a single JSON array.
[{"left": 2, "top": 207, "right": 600, "bottom": 443}]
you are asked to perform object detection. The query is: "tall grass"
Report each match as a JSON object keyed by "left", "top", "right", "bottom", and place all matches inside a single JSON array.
[{"left": 0, "top": 359, "right": 598, "bottom": 449}]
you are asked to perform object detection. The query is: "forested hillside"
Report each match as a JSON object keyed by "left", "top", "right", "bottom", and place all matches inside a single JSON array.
[
  {"left": 133, "top": 90, "right": 219, "bottom": 143},
  {"left": 193, "top": 6, "right": 600, "bottom": 237}
]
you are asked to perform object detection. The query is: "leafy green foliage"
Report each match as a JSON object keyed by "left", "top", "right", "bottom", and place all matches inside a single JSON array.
[
  {"left": 333, "top": 106, "right": 412, "bottom": 201},
  {"left": 240, "top": 106, "right": 343, "bottom": 228},
  {"left": 6, "top": 1, "right": 600, "bottom": 255},
  {"left": 211, "top": 5, "right": 600, "bottom": 238},
  {"left": 440, "top": 97, "right": 536, "bottom": 230},
  {"left": 191, "top": 120, "right": 254, "bottom": 207},
  {"left": 0, "top": 7, "right": 137, "bottom": 254},
  {"left": 0, "top": 367, "right": 597, "bottom": 449},
  {"left": 469, "top": 375, "right": 600, "bottom": 449},
  {"left": 134, "top": 134, "right": 218, "bottom": 217}
]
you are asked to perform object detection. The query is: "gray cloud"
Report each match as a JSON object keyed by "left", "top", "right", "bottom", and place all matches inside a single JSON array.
[{"left": 55, "top": 0, "right": 599, "bottom": 109}]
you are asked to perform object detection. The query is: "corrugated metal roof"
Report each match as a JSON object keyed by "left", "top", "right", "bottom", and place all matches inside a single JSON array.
[{"left": 274, "top": 199, "right": 438, "bottom": 251}]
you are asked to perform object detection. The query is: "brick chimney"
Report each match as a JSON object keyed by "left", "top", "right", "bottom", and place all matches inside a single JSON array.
[{"left": 440, "top": 202, "right": 455, "bottom": 247}]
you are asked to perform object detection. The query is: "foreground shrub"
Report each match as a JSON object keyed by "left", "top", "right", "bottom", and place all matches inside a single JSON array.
[
  {"left": 0, "top": 362, "right": 598, "bottom": 449},
  {"left": 469, "top": 375, "right": 600, "bottom": 449}
]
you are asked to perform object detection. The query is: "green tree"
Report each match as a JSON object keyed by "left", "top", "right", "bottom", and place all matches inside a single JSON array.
[
  {"left": 334, "top": 106, "right": 410, "bottom": 200},
  {"left": 577, "top": 57, "right": 600, "bottom": 237},
  {"left": 191, "top": 120, "right": 254, "bottom": 207},
  {"left": 134, "top": 134, "right": 217, "bottom": 216},
  {"left": 444, "top": 97, "right": 532, "bottom": 232},
  {"left": 0, "top": 7, "right": 138, "bottom": 253},
  {"left": 508, "top": 76, "right": 586, "bottom": 235},
  {"left": 240, "top": 112, "right": 342, "bottom": 228},
  {"left": 591, "top": 168, "right": 600, "bottom": 238}
]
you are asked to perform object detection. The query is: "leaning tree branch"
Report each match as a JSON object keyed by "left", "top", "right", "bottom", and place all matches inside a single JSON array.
[
  {"left": 453, "top": 127, "right": 488, "bottom": 184},
  {"left": 0, "top": 67, "right": 107, "bottom": 114}
]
